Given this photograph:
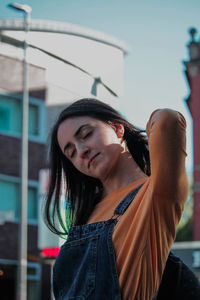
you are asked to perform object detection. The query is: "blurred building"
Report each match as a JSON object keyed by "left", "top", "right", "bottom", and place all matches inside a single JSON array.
[
  {"left": 0, "top": 18, "right": 128, "bottom": 299},
  {"left": 184, "top": 28, "right": 200, "bottom": 242},
  {"left": 172, "top": 28, "right": 200, "bottom": 280}
]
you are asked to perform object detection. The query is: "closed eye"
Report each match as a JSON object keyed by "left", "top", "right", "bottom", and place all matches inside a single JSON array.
[
  {"left": 83, "top": 131, "right": 92, "bottom": 139},
  {"left": 70, "top": 149, "right": 76, "bottom": 158}
]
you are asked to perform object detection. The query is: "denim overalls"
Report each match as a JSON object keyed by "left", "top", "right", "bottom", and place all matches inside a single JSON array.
[{"left": 53, "top": 184, "right": 143, "bottom": 300}]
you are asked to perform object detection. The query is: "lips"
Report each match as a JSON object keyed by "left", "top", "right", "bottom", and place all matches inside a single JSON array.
[{"left": 88, "top": 153, "right": 100, "bottom": 168}]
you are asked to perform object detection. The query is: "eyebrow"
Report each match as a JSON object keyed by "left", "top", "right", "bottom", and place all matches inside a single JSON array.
[{"left": 63, "top": 124, "right": 89, "bottom": 153}]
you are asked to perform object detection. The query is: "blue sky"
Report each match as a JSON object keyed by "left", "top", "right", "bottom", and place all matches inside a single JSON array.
[{"left": 1, "top": 0, "right": 200, "bottom": 173}]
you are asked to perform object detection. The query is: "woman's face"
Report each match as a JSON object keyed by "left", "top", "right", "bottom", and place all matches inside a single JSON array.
[{"left": 57, "top": 116, "right": 125, "bottom": 181}]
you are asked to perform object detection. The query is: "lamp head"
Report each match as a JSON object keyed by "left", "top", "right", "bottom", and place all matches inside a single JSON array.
[{"left": 8, "top": 2, "right": 32, "bottom": 13}]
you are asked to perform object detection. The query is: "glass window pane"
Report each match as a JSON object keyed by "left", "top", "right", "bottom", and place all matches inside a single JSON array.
[
  {"left": 0, "top": 95, "right": 21, "bottom": 134},
  {"left": 0, "top": 179, "right": 38, "bottom": 221},
  {"left": 27, "top": 279, "right": 40, "bottom": 300},
  {"left": 27, "top": 267, "right": 36, "bottom": 276},
  {"left": 0, "top": 180, "right": 20, "bottom": 219},
  {"left": 0, "top": 107, "right": 10, "bottom": 130},
  {"left": 0, "top": 95, "right": 39, "bottom": 137},
  {"left": 28, "top": 187, "right": 37, "bottom": 220},
  {"left": 29, "top": 104, "right": 39, "bottom": 136}
]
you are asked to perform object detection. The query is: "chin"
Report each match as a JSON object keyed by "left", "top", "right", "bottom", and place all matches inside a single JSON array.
[
  {"left": 84, "top": 160, "right": 112, "bottom": 180},
  {"left": 93, "top": 166, "right": 110, "bottom": 181}
]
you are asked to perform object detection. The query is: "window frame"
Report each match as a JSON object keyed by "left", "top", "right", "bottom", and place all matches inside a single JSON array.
[
  {"left": 0, "top": 89, "right": 46, "bottom": 143},
  {"left": 0, "top": 173, "right": 39, "bottom": 225},
  {"left": 0, "top": 259, "right": 42, "bottom": 298}
]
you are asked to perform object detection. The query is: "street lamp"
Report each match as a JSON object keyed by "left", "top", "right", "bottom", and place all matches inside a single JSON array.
[
  {"left": 8, "top": 2, "right": 32, "bottom": 14},
  {"left": 7, "top": 3, "right": 32, "bottom": 300}
]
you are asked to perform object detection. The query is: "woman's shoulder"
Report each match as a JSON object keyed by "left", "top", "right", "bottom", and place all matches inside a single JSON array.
[{"left": 87, "top": 178, "right": 148, "bottom": 224}]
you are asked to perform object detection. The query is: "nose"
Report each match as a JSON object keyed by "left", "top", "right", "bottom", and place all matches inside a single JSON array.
[{"left": 77, "top": 143, "right": 90, "bottom": 158}]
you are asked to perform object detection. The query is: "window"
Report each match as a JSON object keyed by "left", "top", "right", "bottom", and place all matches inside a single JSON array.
[
  {"left": 0, "top": 107, "right": 10, "bottom": 130},
  {"left": 29, "top": 104, "right": 39, "bottom": 136},
  {"left": 0, "top": 95, "right": 21, "bottom": 133},
  {"left": 0, "top": 94, "right": 42, "bottom": 139},
  {"left": 28, "top": 187, "right": 38, "bottom": 220},
  {"left": 0, "top": 180, "right": 20, "bottom": 220},
  {"left": 0, "top": 178, "right": 38, "bottom": 222},
  {"left": 0, "top": 263, "right": 41, "bottom": 300}
]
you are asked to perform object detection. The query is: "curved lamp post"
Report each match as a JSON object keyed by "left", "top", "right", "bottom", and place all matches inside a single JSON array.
[{"left": 7, "top": 3, "right": 32, "bottom": 300}]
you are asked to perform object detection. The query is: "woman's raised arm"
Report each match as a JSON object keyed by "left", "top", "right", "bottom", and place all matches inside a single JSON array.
[{"left": 146, "top": 108, "right": 188, "bottom": 205}]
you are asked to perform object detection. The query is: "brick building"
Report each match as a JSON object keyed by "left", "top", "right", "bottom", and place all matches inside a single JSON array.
[
  {"left": 0, "top": 55, "right": 50, "bottom": 299},
  {"left": 172, "top": 28, "right": 200, "bottom": 280},
  {"left": 184, "top": 28, "right": 200, "bottom": 241}
]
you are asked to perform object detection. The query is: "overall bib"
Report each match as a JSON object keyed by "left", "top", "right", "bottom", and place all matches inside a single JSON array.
[{"left": 53, "top": 184, "right": 143, "bottom": 300}]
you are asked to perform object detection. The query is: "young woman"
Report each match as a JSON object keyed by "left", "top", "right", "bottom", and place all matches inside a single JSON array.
[{"left": 45, "top": 98, "right": 189, "bottom": 300}]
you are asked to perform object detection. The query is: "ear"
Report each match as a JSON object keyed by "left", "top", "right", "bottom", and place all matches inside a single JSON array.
[{"left": 111, "top": 123, "right": 124, "bottom": 140}]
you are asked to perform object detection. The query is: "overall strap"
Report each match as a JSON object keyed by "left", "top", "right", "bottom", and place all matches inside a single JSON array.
[{"left": 113, "top": 183, "right": 144, "bottom": 216}]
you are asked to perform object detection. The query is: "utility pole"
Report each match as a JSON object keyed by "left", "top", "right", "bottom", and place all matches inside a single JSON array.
[{"left": 7, "top": 3, "right": 32, "bottom": 300}]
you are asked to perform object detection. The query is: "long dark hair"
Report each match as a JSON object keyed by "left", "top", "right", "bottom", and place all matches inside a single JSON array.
[{"left": 45, "top": 98, "right": 150, "bottom": 235}]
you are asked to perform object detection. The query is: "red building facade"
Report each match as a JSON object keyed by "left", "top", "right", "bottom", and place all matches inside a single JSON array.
[{"left": 184, "top": 28, "right": 200, "bottom": 241}]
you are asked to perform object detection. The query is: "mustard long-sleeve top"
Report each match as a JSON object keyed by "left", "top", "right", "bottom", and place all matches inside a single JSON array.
[{"left": 87, "top": 109, "right": 188, "bottom": 300}]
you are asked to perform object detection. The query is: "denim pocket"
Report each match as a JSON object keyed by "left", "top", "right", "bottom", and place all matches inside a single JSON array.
[{"left": 53, "top": 234, "right": 99, "bottom": 300}]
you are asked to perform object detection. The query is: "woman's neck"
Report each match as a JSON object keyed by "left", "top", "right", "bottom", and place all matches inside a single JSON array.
[{"left": 101, "top": 151, "right": 147, "bottom": 198}]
